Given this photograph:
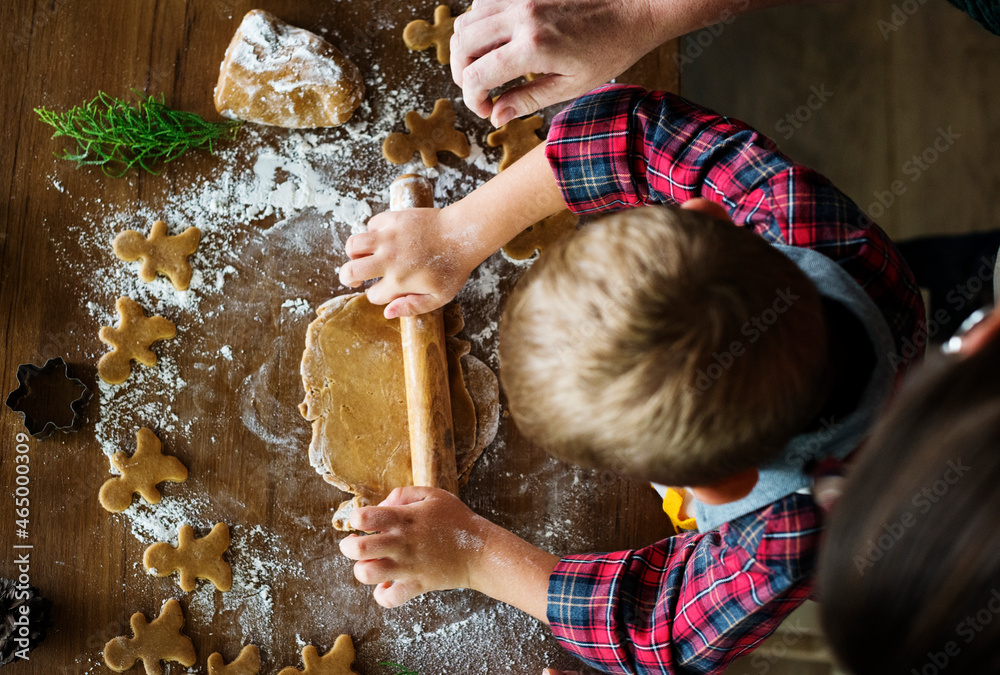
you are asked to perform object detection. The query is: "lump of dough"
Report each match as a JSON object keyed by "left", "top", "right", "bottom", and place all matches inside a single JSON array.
[
  {"left": 299, "top": 294, "right": 498, "bottom": 530},
  {"left": 214, "top": 9, "right": 364, "bottom": 128}
]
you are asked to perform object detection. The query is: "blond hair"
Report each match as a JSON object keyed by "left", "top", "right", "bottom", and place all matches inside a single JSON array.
[{"left": 499, "top": 206, "right": 829, "bottom": 487}]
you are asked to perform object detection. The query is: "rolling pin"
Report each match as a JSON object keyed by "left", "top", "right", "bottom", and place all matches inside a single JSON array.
[{"left": 389, "top": 174, "right": 460, "bottom": 495}]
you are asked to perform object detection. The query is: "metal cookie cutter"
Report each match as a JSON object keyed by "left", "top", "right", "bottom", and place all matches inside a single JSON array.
[{"left": 5, "top": 357, "right": 91, "bottom": 438}]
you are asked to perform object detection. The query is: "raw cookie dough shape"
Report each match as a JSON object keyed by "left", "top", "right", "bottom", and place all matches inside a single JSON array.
[
  {"left": 99, "top": 427, "right": 188, "bottom": 513},
  {"left": 299, "top": 295, "right": 499, "bottom": 530},
  {"left": 98, "top": 296, "right": 176, "bottom": 385},
  {"left": 276, "top": 634, "right": 359, "bottom": 675},
  {"left": 214, "top": 9, "right": 365, "bottom": 128},
  {"left": 403, "top": 5, "right": 457, "bottom": 64},
  {"left": 143, "top": 523, "right": 232, "bottom": 592},
  {"left": 208, "top": 645, "right": 261, "bottom": 675},
  {"left": 485, "top": 115, "right": 578, "bottom": 259},
  {"left": 103, "top": 599, "right": 196, "bottom": 675},
  {"left": 486, "top": 114, "right": 543, "bottom": 171},
  {"left": 113, "top": 221, "right": 202, "bottom": 291},
  {"left": 382, "top": 99, "right": 471, "bottom": 168},
  {"left": 504, "top": 209, "right": 579, "bottom": 261}
]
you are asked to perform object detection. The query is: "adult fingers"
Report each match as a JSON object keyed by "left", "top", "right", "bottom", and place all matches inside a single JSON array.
[
  {"left": 451, "top": 12, "right": 514, "bottom": 98},
  {"left": 461, "top": 42, "right": 532, "bottom": 119},
  {"left": 384, "top": 293, "right": 444, "bottom": 320},
  {"left": 339, "top": 255, "right": 384, "bottom": 288},
  {"left": 451, "top": 0, "right": 511, "bottom": 89},
  {"left": 490, "top": 74, "right": 566, "bottom": 127}
]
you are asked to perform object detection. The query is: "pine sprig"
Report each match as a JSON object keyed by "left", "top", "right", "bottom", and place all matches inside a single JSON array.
[
  {"left": 34, "top": 91, "right": 243, "bottom": 176},
  {"left": 380, "top": 661, "right": 420, "bottom": 675}
]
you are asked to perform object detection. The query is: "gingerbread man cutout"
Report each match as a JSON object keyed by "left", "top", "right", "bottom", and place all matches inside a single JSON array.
[
  {"left": 487, "top": 114, "right": 544, "bottom": 171},
  {"left": 98, "top": 296, "right": 176, "bottom": 385},
  {"left": 113, "top": 220, "right": 202, "bottom": 291},
  {"left": 503, "top": 208, "right": 579, "bottom": 260},
  {"left": 403, "top": 5, "right": 457, "bottom": 64},
  {"left": 99, "top": 427, "right": 188, "bottom": 512},
  {"left": 383, "top": 99, "right": 470, "bottom": 168},
  {"left": 209, "top": 645, "right": 261, "bottom": 675},
  {"left": 144, "top": 522, "right": 232, "bottom": 592},
  {"left": 103, "top": 599, "right": 197, "bottom": 675},
  {"left": 277, "top": 634, "right": 360, "bottom": 675}
]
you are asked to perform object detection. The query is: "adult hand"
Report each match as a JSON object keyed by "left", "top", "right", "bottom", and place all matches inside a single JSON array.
[{"left": 451, "top": 0, "right": 664, "bottom": 127}]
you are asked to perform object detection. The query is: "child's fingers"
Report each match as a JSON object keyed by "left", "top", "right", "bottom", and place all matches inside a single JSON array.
[
  {"left": 373, "top": 578, "right": 423, "bottom": 608},
  {"left": 344, "top": 232, "right": 377, "bottom": 258},
  {"left": 365, "top": 211, "right": 394, "bottom": 233},
  {"left": 379, "top": 485, "right": 441, "bottom": 507},
  {"left": 384, "top": 293, "right": 444, "bottom": 320},
  {"left": 352, "top": 557, "right": 402, "bottom": 587},
  {"left": 349, "top": 504, "right": 403, "bottom": 532},
  {"left": 364, "top": 278, "right": 402, "bottom": 307},
  {"left": 339, "top": 531, "right": 399, "bottom": 561},
  {"left": 339, "top": 255, "right": 385, "bottom": 289}
]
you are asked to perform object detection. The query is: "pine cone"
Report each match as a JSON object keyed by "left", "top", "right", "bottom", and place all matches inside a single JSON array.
[{"left": 0, "top": 578, "right": 51, "bottom": 665}]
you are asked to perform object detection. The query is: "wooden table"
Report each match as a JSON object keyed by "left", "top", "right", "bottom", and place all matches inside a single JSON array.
[{"left": 0, "top": 1, "right": 677, "bottom": 672}]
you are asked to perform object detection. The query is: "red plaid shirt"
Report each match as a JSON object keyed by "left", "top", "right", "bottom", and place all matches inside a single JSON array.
[
  {"left": 542, "top": 85, "right": 925, "bottom": 674},
  {"left": 549, "top": 494, "right": 822, "bottom": 674},
  {"left": 545, "top": 84, "right": 924, "bottom": 371}
]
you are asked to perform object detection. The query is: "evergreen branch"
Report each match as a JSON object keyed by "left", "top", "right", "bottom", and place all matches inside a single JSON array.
[
  {"left": 380, "top": 661, "right": 420, "bottom": 675},
  {"left": 34, "top": 91, "right": 243, "bottom": 177}
]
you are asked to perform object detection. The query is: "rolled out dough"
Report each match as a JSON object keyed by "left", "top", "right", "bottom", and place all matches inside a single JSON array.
[{"left": 299, "top": 294, "right": 498, "bottom": 530}]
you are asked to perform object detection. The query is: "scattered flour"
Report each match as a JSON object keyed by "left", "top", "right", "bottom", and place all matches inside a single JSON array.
[
  {"left": 281, "top": 297, "right": 312, "bottom": 316},
  {"left": 47, "top": 7, "right": 602, "bottom": 671}
]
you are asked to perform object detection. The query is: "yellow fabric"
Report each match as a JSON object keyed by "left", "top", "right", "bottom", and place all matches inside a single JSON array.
[{"left": 662, "top": 487, "right": 698, "bottom": 531}]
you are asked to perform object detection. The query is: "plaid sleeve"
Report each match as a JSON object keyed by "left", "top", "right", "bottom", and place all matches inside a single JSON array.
[
  {"left": 547, "top": 493, "right": 822, "bottom": 675},
  {"left": 545, "top": 84, "right": 925, "bottom": 372}
]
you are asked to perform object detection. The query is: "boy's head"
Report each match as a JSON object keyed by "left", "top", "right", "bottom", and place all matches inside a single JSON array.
[{"left": 499, "top": 204, "right": 829, "bottom": 488}]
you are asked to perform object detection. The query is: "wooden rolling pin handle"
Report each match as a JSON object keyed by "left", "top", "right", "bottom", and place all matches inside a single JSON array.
[{"left": 390, "top": 174, "right": 460, "bottom": 495}]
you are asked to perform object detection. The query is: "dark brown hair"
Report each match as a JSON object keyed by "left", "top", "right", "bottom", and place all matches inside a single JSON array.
[
  {"left": 819, "top": 328, "right": 1000, "bottom": 673},
  {"left": 499, "top": 205, "right": 828, "bottom": 486}
]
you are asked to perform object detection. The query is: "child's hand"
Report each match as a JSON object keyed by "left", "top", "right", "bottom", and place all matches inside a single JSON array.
[
  {"left": 339, "top": 207, "right": 479, "bottom": 319},
  {"left": 339, "top": 486, "right": 491, "bottom": 608},
  {"left": 340, "top": 486, "right": 560, "bottom": 621}
]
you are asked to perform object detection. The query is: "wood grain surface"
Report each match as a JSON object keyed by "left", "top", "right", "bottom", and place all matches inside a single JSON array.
[{"left": 0, "top": 1, "right": 677, "bottom": 673}]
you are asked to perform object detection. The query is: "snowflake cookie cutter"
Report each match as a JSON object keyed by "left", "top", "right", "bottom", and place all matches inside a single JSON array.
[{"left": 4, "top": 357, "right": 91, "bottom": 438}]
